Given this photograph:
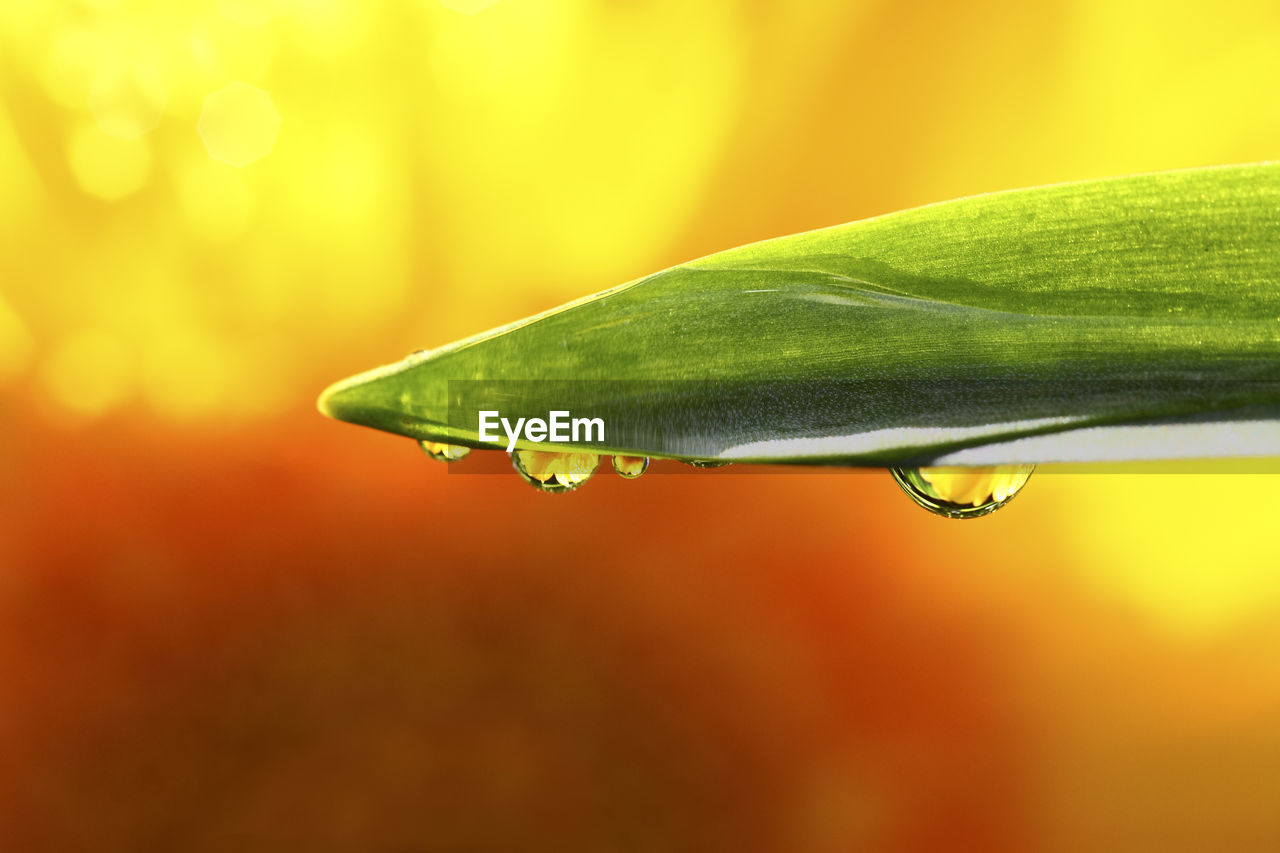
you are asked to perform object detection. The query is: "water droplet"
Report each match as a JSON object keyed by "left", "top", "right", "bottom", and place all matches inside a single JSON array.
[
  {"left": 419, "top": 440, "right": 470, "bottom": 462},
  {"left": 685, "top": 459, "right": 731, "bottom": 468},
  {"left": 612, "top": 455, "right": 649, "bottom": 478},
  {"left": 513, "top": 449, "right": 598, "bottom": 493},
  {"left": 890, "top": 465, "right": 1034, "bottom": 519}
]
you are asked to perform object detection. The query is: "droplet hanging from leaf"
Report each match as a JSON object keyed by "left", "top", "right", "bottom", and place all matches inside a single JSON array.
[
  {"left": 512, "top": 450, "right": 599, "bottom": 493},
  {"left": 890, "top": 465, "right": 1034, "bottom": 519}
]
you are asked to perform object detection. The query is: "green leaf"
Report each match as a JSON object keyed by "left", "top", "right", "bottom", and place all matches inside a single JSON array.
[{"left": 319, "top": 163, "right": 1280, "bottom": 465}]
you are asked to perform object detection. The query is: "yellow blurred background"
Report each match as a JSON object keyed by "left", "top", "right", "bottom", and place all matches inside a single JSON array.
[{"left": 3, "top": 1, "right": 1280, "bottom": 850}]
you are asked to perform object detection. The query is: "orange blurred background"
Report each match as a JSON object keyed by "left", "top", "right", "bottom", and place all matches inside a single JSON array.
[{"left": 4, "top": 1, "right": 1280, "bottom": 850}]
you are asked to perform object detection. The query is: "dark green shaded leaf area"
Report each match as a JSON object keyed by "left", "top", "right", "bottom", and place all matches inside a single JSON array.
[{"left": 320, "top": 163, "right": 1280, "bottom": 465}]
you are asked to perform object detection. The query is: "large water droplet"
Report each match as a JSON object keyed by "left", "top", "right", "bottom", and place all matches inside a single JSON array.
[
  {"left": 685, "top": 459, "right": 730, "bottom": 468},
  {"left": 612, "top": 455, "right": 649, "bottom": 478},
  {"left": 419, "top": 440, "right": 470, "bottom": 462},
  {"left": 513, "top": 449, "right": 599, "bottom": 493},
  {"left": 890, "top": 465, "right": 1034, "bottom": 519}
]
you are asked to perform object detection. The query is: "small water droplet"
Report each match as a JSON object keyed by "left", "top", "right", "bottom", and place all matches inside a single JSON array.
[
  {"left": 612, "top": 455, "right": 649, "bottom": 478},
  {"left": 513, "top": 449, "right": 598, "bottom": 493},
  {"left": 890, "top": 465, "right": 1034, "bottom": 519},
  {"left": 419, "top": 440, "right": 470, "bottom": 462},
  {"left": 685, "top": 459, "right": 731, "bottom": 468}
]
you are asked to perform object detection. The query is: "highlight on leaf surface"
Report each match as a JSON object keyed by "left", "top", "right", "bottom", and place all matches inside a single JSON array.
[{"left": 319, "top": 163, "right": 1280, "bottom": 467}]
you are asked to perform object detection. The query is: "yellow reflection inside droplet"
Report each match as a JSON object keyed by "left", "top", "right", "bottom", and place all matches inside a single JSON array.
[
  {"left": 67, "top": 125, "right": 152, "bottom": 200},
  {"left": 197, "top": 82, "right": 281, "bottom": 167},
  {"left": 420, "top": 440, "right": 471, "bottom": 462},
  {"left": 42, "top": 330, "right": 132, "bottom": 416},
  {"left": 514, "top": 449, "right": 598, "bottom": 489},
  {"left": 919, "top": 466, "right": 1033, "bottom": 507},
  {"left": 612, "top": 455, "right": 649, "bottom": 478}
]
